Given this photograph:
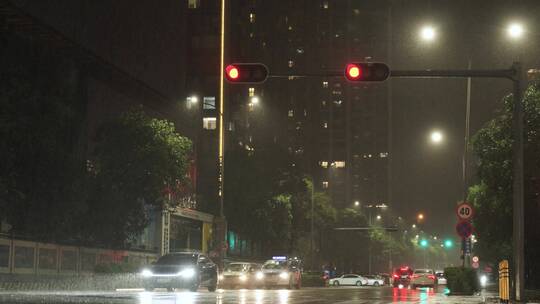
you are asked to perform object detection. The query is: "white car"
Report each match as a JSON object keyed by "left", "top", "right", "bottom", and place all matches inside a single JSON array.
[
  {"left": 435, "top": 271, "right": 447, "bottom": 285},
  {"left": 329, "top": 274, "right": 368, "bottom": 287},
  {"left": 363, "top": 275, "right": 385, "bottom": 286}
]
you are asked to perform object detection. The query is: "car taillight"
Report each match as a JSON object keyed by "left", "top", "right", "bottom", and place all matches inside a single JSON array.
[
  {"left": 428, "top": 275, "right": 436, "bottom": 280},
  {"left": 393, "top": 274, "right": 399, "bottom": 279},
  {"left": 411, "top": 275, "right": 419, "bottom": 279}
]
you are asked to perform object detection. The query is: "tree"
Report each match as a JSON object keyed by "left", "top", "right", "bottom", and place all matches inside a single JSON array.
[
  {"left": 84, "top": 109, "right": 192, "bottom": 246},
  {"left": 0, "top": 46, "right": 87, "bottom": 242},
  {"left": 468, "top": 84, "right": 540, "bottom": 286}
]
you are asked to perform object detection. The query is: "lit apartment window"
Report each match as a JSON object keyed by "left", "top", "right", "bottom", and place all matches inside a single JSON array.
[
  {"left": 249, "top": 13, "right": 256, "bottom": 23},
  {"left": 322, "top": 181, "right": 329, "bottom": 188},
  {"left": 248, "top": 87, "right": 255, "bottom": 97},
  {"left": 322, "top": 1, "right": 329, "bottom": 9},
  {"left": 334, "top": 100, "right": 343, "bottom": 106},
  {"left": 288, "top": 60, "right": 294, "bottom": 68},
  {"left": 188, "top": 0, "right": 200, "bottom": 9},
  {"left": 304, "top": 109, "right": 307, "bottom": 116},
  {"left": 322, "top": 100, "right": 327, "bottom": 106},
  {"left": 320, "top": 161, "right": 328, "bottom": 168},
  {"left": 203, "top": 117, "right": 216, "bottom": 130},
  {"left": 322, "top": 81, "right": 329, "bottom": 88},
  {"left": 203, "top": 96, "right": 216, "bottom": 109},
  {"left": 334, "top": 161, "right": 346, "bottom": 168},
  {"left": 288, "top": 109, "right": 294, "bottom": 117},
  {"left": 380, "top": 152, "right": 389, "bottom": 158},
  {"left": 322, "top": 122, "right": 328, "bottom": 129}
]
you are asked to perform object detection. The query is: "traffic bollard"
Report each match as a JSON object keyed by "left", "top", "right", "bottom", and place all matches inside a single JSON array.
[{"left": 499, "top": 260, "right": 510, "bottom": 303}]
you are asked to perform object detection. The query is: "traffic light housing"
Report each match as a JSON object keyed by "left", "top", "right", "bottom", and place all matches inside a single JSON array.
[
  {"left": 225, "top": 63, "right": 269, "bottom": 83},
  {"left": 344, "top": 62, "right": 390, "bottom": 82}
]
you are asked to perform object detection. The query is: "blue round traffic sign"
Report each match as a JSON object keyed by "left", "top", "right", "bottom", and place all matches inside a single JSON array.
[{"left": 456, "top": 220, "right": 474, "bottom": 239}]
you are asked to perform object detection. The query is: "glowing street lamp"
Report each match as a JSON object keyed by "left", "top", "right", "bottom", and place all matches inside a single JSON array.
[
  {"left": 188, "top": 95, "right": 198, "bottom": 104},
  {"left": 430, "top": 130, "right": 443, "bottom": 144},
  {"left": 420, "top": 25, "right": 436, "bottom": 42},
  {"left": 507, "top": 22, "right": 525, "bottom": 39},
  {"left": 417, "top": 213, "right": 425, "bottom": 221},
  {"left": 412, "top": 224, "right": 417, "bottom": 229},
  {"left": 376, "top": 215, "right": 382, "bottom": 220},
  {"left": 354, "top": 201, "right": 360, "bottom": 207},
  {"left": 250, "top": 96, "right": 260, "bottom": 105}
]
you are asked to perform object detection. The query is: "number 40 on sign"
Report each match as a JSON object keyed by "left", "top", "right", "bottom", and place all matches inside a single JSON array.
[{"left": 456, "top": 202, "right": 474, "bottom": 220}]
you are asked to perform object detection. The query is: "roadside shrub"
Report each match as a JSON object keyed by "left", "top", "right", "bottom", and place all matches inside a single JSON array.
[
  {"left": 444, "top": 267, "right": 479, "bottom": 295},
  {"left": 302, "top": 272, "right": 326, "bottom": 287},
  {"left": 94, "top": 262, "right": 139, "bottom": 274}
]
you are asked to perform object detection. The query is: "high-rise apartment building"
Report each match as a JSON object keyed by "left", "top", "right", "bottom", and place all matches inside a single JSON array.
[{"left": 225, "top": 0, "right": 391, "bottom": 210}]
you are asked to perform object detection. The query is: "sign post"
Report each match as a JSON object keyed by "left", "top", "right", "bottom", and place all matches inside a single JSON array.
[{"left": 455, "top": 202, "right": 475, "bottom": 267}]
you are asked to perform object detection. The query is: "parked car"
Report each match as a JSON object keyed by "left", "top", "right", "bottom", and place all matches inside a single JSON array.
[
  {"left": 364, "top": 275, "right": 385, "bottom": 286},
  {"left": 392, "top": 266, "right": 414, "bottom": 287},
  {"left": 410, "top": 269, "right": 437, "bottom": 289},
  {"left": 328, "top": 274, "right": 368, "bottom": 286},
  {"left": 219, "top": 262, "right": 261, "bottom": 289},
  {"left": 140, "top": 252, "right": 218, "bottom": 292},
  {"left": 435, "top": 270, "right": 447, "bottom": 285}
]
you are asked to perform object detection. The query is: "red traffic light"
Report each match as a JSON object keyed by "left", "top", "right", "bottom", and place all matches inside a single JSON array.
[
  {"left": 346, "top": 64, "right": 362, "bottom": 80},
  {"left": 226, "top": 65, "right": 239, "bottom": 80},
  {"left": 225, "top": 63, "right": 268, "bottom": 83},
  {"left": 344, "top": 62, "right": 390, "bottom": 82}
]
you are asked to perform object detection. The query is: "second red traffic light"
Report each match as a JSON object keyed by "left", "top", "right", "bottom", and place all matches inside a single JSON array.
[{"left": 344, "top": 62, "right": 390, "bottom": 82}]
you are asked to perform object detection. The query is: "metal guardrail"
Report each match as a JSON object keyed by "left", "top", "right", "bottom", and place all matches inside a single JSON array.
[{"left": 0, "top": 237, "right": 158, "bottom": 275}]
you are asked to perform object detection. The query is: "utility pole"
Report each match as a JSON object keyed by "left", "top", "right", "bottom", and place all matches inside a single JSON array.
[{"left": 310, "top": 177, "right": 315, "bottom": 271}]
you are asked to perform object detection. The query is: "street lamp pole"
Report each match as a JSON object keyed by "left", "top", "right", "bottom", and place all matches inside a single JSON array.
[{"left": 310, "top": 176, "right": 315, "bottom": 271}]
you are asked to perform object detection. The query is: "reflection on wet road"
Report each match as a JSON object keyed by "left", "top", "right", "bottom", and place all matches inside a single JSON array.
[{"left": 0, "top": 286, "right": 491, "bottom": 304}]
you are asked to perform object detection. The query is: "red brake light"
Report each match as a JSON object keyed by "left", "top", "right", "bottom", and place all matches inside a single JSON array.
[
  {"left": 428, "top": 275, "right": 436, "bottom": 280},
  {"left": 393, "top": 274, "right": 399, "bottom": 278},
  {"left": 411, "top": 275, "right": 419, "bottom": 279}
]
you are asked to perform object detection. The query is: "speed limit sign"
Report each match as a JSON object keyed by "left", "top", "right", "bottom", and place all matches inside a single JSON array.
[{"left": 456, "top": 202, "right": 474, "bottom": 220}]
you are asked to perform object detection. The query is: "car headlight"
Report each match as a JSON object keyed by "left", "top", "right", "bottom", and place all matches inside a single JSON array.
[
  {"left": 256, "top": 272, "right": 264, "bottom": 280},
  {"left": 279, "top": 272, "right": 289, "bottom": 279},
  {"left": 480, "top": 275, "right": 488, "bottom": 287},
  {"left": 178, "top": 268, "right": 196, "bottom": 278},
  {"left": 141, "top": 269, "right": 152, "bottom": 277},
  {"left": 239, "top": 275, "right": 247, "bottom": 282},
  {"left": 218, "top": 274, "right": 224, "bottom": 281}
]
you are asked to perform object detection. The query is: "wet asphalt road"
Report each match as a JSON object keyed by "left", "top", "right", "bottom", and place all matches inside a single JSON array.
[{"left": 0, "top": 286, "right": 491, "bottom": 304}]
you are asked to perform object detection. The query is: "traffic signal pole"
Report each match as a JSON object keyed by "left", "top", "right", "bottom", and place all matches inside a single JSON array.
[
  {"left": 387, "top": 63, "right": 525, "bottom": 301},
  {"left": 229, "top": 62, "right": 526, "bottom": 300}
]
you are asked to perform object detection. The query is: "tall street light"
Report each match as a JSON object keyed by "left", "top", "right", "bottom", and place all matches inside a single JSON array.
[{"left": 215, "top": 0, "right": 227, "bottom": 268}]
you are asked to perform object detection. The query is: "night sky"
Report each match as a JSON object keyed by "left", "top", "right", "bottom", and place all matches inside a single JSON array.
[{"left": 13, "top": 0, "right": 540, "bottom": 239}]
